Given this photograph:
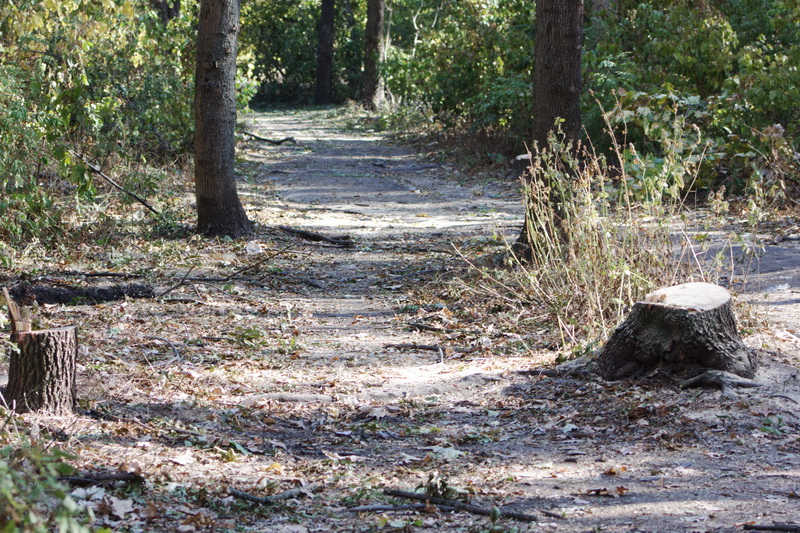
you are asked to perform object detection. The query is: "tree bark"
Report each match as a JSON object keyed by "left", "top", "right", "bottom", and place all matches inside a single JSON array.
[
  {"left": 362, "top": 0, "right": 385, "bottom": 110},
  {"left": 5, "top": 327, "right": 78, "bottom": 415},
  {"left": 194, "top": 0, "right": 252, "bottom": 238},
  {"left": 152, "top": 0, "right": 181, "bottom": 23},
  {"left": 515, "top": 0, "right": 584, "bottom": 257},
  {"left": 531, "top": 0, "right": 583, "bottom": 150},
  {"left": 314, "top": 0, "right": 337, "bottom": 105},
  {"left": 595, "top": 282, "right": 758, "bottom": 381}
]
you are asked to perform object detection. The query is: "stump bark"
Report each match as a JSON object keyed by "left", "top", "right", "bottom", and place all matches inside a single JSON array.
[
  {"left": 3, "top": 289, "right": 77, "bottom": 414},
  {"left": 596, "top": 282, "right": 757, "bottom": 381}
]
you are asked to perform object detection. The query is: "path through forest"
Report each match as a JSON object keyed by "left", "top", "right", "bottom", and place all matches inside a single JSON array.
[{"left": 40, "top": 108, "right": 800, "bottom": 531}]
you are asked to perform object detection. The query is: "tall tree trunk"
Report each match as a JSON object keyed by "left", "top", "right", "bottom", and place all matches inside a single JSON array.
[
  {"left": 531, "top": 0, "right": 583, "bottom": 149},
  {"left": 341, "top": 0, "right": 362, "bottom": 98},
  {"left": 314, "top": 0, "right": 336, "bottom": 105},
  {"left": 152, "top": 0, "right": 181, "bottom": 23},
  {"left": 362, "top": 0, "right": 385, "bottom": 110},
  {"left": 515, "top": 0, "right": 584, "bottom": 257},
  {"left": 194, "top": 0, "right": 252, "bottom": 238}
]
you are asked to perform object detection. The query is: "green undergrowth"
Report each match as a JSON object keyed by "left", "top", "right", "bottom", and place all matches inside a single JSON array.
[{"left": 0, "top": 434, "right": 101, "bottom": 533}]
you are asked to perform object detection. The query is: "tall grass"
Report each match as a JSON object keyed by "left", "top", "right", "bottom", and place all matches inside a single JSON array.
[{"left": 464, "top": 130, "right": 716, "bottom": 352}]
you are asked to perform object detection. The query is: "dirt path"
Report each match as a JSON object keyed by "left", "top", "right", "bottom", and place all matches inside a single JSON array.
[
  {"left": 232, "top": 109, "right": 800, "bottom": 532},
  {"left": 32, "top": 108, "right": 800, "bottom": 531}
]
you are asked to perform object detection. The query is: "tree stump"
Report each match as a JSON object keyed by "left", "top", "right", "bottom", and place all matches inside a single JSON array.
[
  {"left": 3, "top": 289, "right": 77, "bottom": 414},
  {"left": 595, "top": 282, "right": 757, "bottom": 381}
]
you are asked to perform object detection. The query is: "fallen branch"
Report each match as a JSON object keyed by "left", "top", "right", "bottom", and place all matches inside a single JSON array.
[
  {"left": 157, "top": 265, "right": 196, "bottom": 298},
  {"left": 241, "top": 131, "right": 297, "bottom": 145},
  {"left": 70, "top": 150, "right": 160, "bottom": 216},
  {"left": 383, "top": 489, "right": 537, "bottom": 523},
  {"left": 349, "top": 504, "right": 431, "bottom": 513},
  {"left": 143, "top": 336, "right": 181, "bottom": 359},
  {"left": 406, "top": 322, "right": 453, "bottom": 333},
  {"left": 385, "top": 343, "right": 443, "bottom": 352},
  {"left": 229, "top": 483, "right": 322, "bottom": 504},
  {"left": 276, "top": 226, "right": 354, "bottom": 247},
  {"left": 158, "top": 244, "right": 294, "bottom": 294},
  {"left": 59, "top": 471, "right": 144, "bottom": 487},
  {"left": 743, "top": 524, "right": 800, "bottom": 532}
]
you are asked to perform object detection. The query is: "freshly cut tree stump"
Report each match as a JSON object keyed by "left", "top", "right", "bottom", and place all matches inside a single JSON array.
[
  {"left": 596, "top": 282, "right": 757, "bottom": 381},
  {"left": 5, "top": 326, "right": 78, "bottom": 414},
  {"left": 3, "top": 289, "right": 77, "bottom": 414}
]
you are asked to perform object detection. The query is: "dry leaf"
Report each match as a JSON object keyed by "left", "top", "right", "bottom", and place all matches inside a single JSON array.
[
  {"left": 109, "top": 496, "right": 134, "bottom": 519},
  {"left": 170, "top": 451, "right": 195, "bottom": 466},
  {"left": 604, "top": 465, "right": 627, "bottom": 476},
  {"left": 245, "top": 241, "right": 263, "bottom": 255}
]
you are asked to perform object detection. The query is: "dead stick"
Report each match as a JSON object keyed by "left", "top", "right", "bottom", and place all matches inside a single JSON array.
[
  {"left": 157, "top": 265, "right": 196, "bottom": 298},
  {"left": 406, "top": 322, "right": 454, "bottom": 333},
  {"left": 743, "top": 525, "right": 800, "bottom": 532},
  {"left": 382, "top": 489, "right": 537, "bottom": 522},
  {"left": 385, "top": 343, "right": 442, "bottom": 352},
  {"left": 220, "top": 243, "right": 295, "bottom": 282},
  {"left": 59, "top": 472, "right": 144, "bottom": 487},
  {"left": 240, "top": 131, "right": 297, "bottom": 145},
  {"left": 144, "top": 336, "right": 181, "bottom": 359},
  {"left": 349, "top": 504, "right": 431, "bottom": 513},
  {"left": 69, "top": 150, "right": 160, "bottom": 216},
  {"left": 229, "top": 484, "right": 321, "bottom": 504}
]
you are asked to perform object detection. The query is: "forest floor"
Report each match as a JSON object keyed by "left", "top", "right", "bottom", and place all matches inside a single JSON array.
[{"left": 6, "top": 107, "right": 800, "bottom": 532}]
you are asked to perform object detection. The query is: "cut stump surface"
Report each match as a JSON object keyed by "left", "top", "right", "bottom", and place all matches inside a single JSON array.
[{"left": 596, "top": 282, "right": 757, "bottom": 381}]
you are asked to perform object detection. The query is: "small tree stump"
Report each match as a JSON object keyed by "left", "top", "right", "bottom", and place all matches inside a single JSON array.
[
  {"left": 5, "top": 326, "right": 78, "bottom": 414},
  {"left": 3, "top": 289, "right": 77, "bottom": 414},
  {"left": 596, "top": 282, "right": 757, "bottom": 381}
]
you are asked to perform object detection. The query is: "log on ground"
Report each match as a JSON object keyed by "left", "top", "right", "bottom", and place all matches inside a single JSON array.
[{"left": 596, "top": 282, "right": 757, "bottom": 381}]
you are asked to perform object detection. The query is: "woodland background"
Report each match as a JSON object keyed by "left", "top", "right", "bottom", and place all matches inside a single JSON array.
[{"left": 1, "top": 0, "right": 800, "bottom": 530}]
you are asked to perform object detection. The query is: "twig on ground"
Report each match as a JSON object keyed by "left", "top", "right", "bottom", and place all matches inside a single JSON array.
[
  {"left": 385, "top": 343, "right": 443, "bottom": 352},
  {"left": 229, "top": 484, "right": 322, "bottom": 504},
  {"left": 70, "top": 150, "right": 160, "bottom": 216},
  {"left": 349, "top": 503, "right": 433, "bottom": 513},
  {"left": 158, "top": 244, "right": 294, "bottom": 294},
  {"left": 383, "top": 489, "right": 537, "bottom": 522},
  {"left": 220, "top": 243, "right": 295, "bottom": 281},
  {"left": 240, "top": 131, "right": 297, "bottom": 145},
  {"left": 743, "top": 524, "right": 800, "bottom": 532},
  {"left": 406, "top": 322, "right": 454, "bottom": 333},
  {"left": 143, "top": 336, "right": 181, "bottom": 359},
  {"left": 157, "top": 266, "right": 196, "bottom": 298}
]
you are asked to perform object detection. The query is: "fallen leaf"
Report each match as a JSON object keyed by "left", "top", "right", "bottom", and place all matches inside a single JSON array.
[
  {"left": 245, "top": 241, "right": 263, "bottom": 255},
  {"left": 428, "top": 446, "right": 466, "bottom": 461},
  {"left": 604, "top": 465, "right": 627, "bottom": 476},
  {"left": 170, "top": 451, "right": 195, "bottom": 466},
  {"left": 359, "top": 405, "right": 389, "bottom": 419},
  {"left": 109, "top": 496, "right": 134, "bottom": 519}
]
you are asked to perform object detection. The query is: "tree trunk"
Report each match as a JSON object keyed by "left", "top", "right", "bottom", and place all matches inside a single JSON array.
[
  {"left": 152, "top": 0, "right": 181, "bottom": 23},
  {"left": 515, "top": 0, "right": 584, "bottom": 257},
  {"left": 314, "top": 0, "right": 336, "bottom": 105},
  {"left": 5, "top": 327, "right": 78, "bottom": 415},
  {"left": 596, "top": 282, "right": 758, "bottom": 381},
  {"left": 362, "top": 0, "right": 385, "bottom": 110},
  {"left": 194, "top": 0, "right": 252, "bottom": 238},
  {"left": 531, "top": 0, "right": 583, "bottom": 150}
]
